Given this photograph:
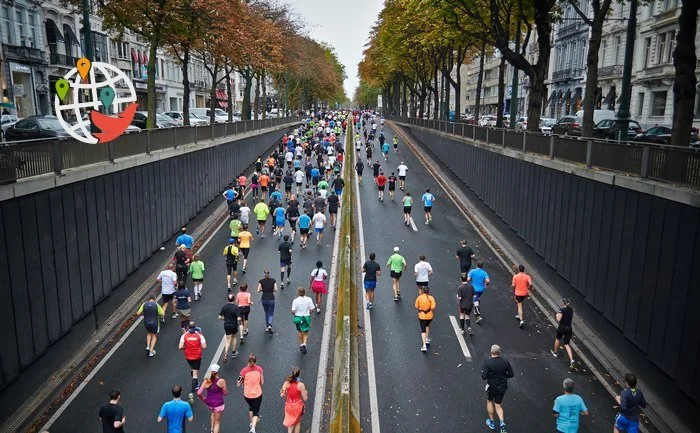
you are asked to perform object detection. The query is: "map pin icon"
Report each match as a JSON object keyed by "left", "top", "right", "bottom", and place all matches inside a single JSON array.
[
  {"left": 99, "top": 87, "right": 116, "bottom": 109},
  {"left": 55, "top": 78, "right": 70, "bottom": 101},
  {"left": 76, "top": 57, "right": 91, "bottom": 81}
]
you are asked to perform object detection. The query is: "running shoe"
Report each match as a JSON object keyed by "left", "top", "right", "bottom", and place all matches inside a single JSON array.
[
  {"left": 460, "top": 329, "right": 465, "bottom": 335},
  {"left": 476, "top": 316, "right": 482, "bottom": 324},
  {"left": 242, "top": 268, "right": 247, "bottom": 274},
  {"left": 146, "top": 346, "right": 150, "bottom": 352},
  {"left": 256, "top": 227, "right": 259, "bottom": 234},
  {"left": 485, "top": 419, "right": 495, "bottom": 430},
  {"left": 149, "top": 350, "right": 156, "bottom": 357},
  {"left": 233, "top": 278, "right": 238, "bottom": 284},
  {"left": 316, "top": 307, "right": 321, "bottom": 314},
  {"left": 240, "top": 336, "right": 245, "bottom": 344},
  {"left": 569, "top": 360, "right": 576, "bottom": 370},
  {"left": 468, "top": 327, "right": 474, "bottom": 336},
  {"left": 397, "top": 290, "right": 401, "bottom": 297},
  {"left": 393, "top": 295, "right": 399, "bottom": 302},
  {"left": 420, "top": 345, "right": 427, "bottom": 352},
  {"left": 281, "top": 283, "right": 285, "bottom": 290},
  {"left": 519, "top": 320, "right": 525, "bottom": 328},
  {"left": 171, "top": 313, "right": 179, "bottom": 319},
  {"left": 243, "top": 328, "right": 248, "bottom": 335},
  {"left": 301, "top": 345, "right": 308, "bottom": 354},
  {"left": 231, "top": 350, "right": 238, "bottom": 359},
  {"left": 222, "top": 352, "right": 228, "bottom": 363},
  {"left": 550, "top": 349, "right": 558, "bottom": 357},
  {"left": 286, "top": 278, "right": 291, "bottom": 285},
  {"left": 514, "top": 315, "right": 520, "bottom": 320},
  {"left": 426, "top": 338, "right": 431, "bottom": 345},
  {"left": 500, "top": 421, "right": 507, "bottom": 432},
  {"left": 188, "top": 393, "right": 194, "bottom": 404},
  {"left": 366, "top": 302, "right": 371, "bottom": 310}
]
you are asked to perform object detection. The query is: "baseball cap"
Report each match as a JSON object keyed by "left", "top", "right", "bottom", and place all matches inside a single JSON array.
[
  {"left": 210, "top": 364, "right": 220, "bottom": 373},
  {"left": 393, "top": 247, "right": 399, "bottom": 252},
  {"left": 229, "top": 238, "right": 235, "bottom": 244}
]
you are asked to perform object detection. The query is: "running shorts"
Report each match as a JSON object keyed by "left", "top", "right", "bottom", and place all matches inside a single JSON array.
[
  {"left": 244, "top": 395, "right": 263, "bottom": 416},
  {"left": 424, "top": 206, "right": 432, "bottom": 212},
  {"left": 239, "top": 306, "right": 251, "bottom": 321},
  {"left": 515, "top": 295, "right": 526, "bottom": 303},
  {"left": 261, "top": 186, "right": 268, "bottom": 192},
  {"left": 280, "top": 260, "right": 291, "bottom": 268},
  {"left": 312, "top": 178, "right": 319, "bottom": 186},
  {"left": 399, "top": 176, "right": 406, "bottom": 181},
  {"left": 187, "top": 358, "right": 202, "bottom": 371},
  {"left": 556, "top": 327, "right": 572, "bottom": 344},
  {"left": 226, "top": 262, "right": 238, "bottom": 274},
  {"left": 224, "top": 325, "right": 239, "bottom": 336},
  {"left": 162, "top": 293, "right": 174, "bottom": 303},
  {"left": 378, "top": 185, "right": 385, "bottom": 191},
  {"left": 145, "top": 322, "right": 159, "bottom": 334},
  {"left": 363, "top": 280, "right": 377, "bottom": 291},
  {"left": 390, "top": 270, "right": 403, "bottom": 279},
  {"left": 315, "top": 227, "right": 324, "bottom": 233},
  {"left": 192, "top": 278, "right": 203, "bottom": 283},
  {"left": 300, "top": 227, "right": 310, "bottom": 235},
  {"left": 403, "top": 206, "right": 412, "bottom": 214},
  {"left": 614, "top": 414, "right": 640, "bottom": 433},
  {"left": 240, "top": 248, "right": 250, "bottom": 258},
  {"left": 459, "top": 306, "right": 473, "bottom": 315},
  {"left": 419, "top": 318, "right": 432, "bottom": 332},
  {"left": 486, "top": 386, "right": 506, "bottom": 404},
  {"left": 416, "top": 281, "right": 429, "bottom": 287},
  {"left": 388, "top": 184, "right": 395, "bottom": 191}
]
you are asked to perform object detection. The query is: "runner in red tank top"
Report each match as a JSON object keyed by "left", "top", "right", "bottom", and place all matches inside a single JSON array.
[
  {"left": 376, "top": 171, "right": 387, "bottom": 201},
  {"left": 179, "top": 321, "right": 207, "bottom": 403}
]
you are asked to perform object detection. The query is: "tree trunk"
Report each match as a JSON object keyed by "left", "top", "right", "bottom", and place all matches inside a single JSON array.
[
  {"left": 475, "top": 41, "right": 486, "bottom": 119},
  {"left": 496, "top": 58, "right": 506, "bottom": 127},
  {"left": 226, "top": 66, "right": 233, "bottom": 121},
  {"left": 208, "top": 62, "right": 219, "bottom": 124},
  {"left": 254, "top": 72, "right": 260, "bottom": 121},
  {"left": 242, "top": 68, "right": 252, "bottom": 120},
  {"left": 581, "top": 16, "right": 605, "bottom": 137},
  {"left": 261, "top": 69, "right": 267, "bottom": 120},
  {"left": 181, "top": 47, "right": 191, "bottom": 126},
  {"left": 671, "top": 1, "right": 699, "bottom": 147},
  {"left": 419, "top": 89, "right": 427, "bottom": 118},
  {"left": 432, "top": 69, "right": 439, "bottom": 120},
  {"left": 454, "top": 55, "right": 462, "bottom": 118},
  {"left": 146, "top": 33, "right": 160, "bottom": 129},
  {"left": 402, "top": 81, "right": 408, "bottom": 116}
]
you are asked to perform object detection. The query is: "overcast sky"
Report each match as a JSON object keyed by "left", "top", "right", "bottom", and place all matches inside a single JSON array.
[{"left": 282, "top": 0, "right": 384, "bottom": 99}]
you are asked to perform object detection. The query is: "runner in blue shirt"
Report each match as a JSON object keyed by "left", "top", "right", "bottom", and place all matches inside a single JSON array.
[
  {"left": 553, "top": 378, "right": 588, "bottom": 433},
  {"left": 274, "top": 206, "right": 286, "bottom": 238},
  {"left": 421, "top": 188, "right": 435, "bottom": 225},
  {"left": 223, "top": 184, "right": 237, "bottom": 205},
  {"left": 157, "top": 385, "right": 193, "bottom": 433},
  {"left": 270, "top": 190, "right": 283, "bottom": 202},
  {"left": 381, "top": 142, "right": 390, "bottom": 161},
  {"left": 467, "top": 261, "right": 490, "bottom": 324},
  {"left": 298, "top": 209, "right": 312, "bottom": 249},
  {"left": 175, "top": 227, "right": 194, "bottom": 249},
  {"left": 310, "top": 167, "right": 321, "bottom": 191}
]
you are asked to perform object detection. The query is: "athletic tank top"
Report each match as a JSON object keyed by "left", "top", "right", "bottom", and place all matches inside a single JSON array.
[{"left": 286, "top": 381, "right": 302, "bottom": 403}]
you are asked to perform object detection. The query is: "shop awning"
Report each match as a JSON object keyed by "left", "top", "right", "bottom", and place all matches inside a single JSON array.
[
  {"left": 138, "top": 50, "right": 145, "bottom": 64},
  {"left": 143, "top": 51, "right": 149, "bottom": 64},
  {"left": 572, "top": 88, "right": 582, "bottom": 105},
  {"left": 131, "top": 48, "right": 138, "bottom": 63},
  {"left": 45, "top": 19, "right": 64, "bottom": 43},
  {"left": 218, "top": 100, "right": 229, "bottom": 109},
  {"left": 216, "top": 89, "right": 227, "bottom": 100},
  {"left": 563, "top": 89, "right": 571, "bottom": 103},
  {"left": 64, "top": 24, "right": 80, "bottom": 46}
]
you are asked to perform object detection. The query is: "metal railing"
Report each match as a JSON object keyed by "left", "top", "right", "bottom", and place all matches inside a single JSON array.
[
  {"left": 387, "top": 116, "right": 700, "bottom": 189},
  {"left": 0, "top": 116, "right": 301, "bottom": 185}
]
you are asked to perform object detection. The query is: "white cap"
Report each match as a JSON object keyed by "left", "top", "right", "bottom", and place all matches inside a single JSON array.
[
  {"left": 210, "top": 364, "right": 220, "bottom": 373},
  {"left": 393, "top": 247, "right": 399, "bottom": 252}
]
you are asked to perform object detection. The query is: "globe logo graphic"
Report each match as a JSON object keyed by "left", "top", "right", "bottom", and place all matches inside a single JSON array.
[{"left": 54, "top": 59, "right": 137, "bottom": 144}]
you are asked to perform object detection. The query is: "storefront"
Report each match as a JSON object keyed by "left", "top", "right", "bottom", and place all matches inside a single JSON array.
[{"left": 9, "top": 61, "right": 38, "bottom": 118}]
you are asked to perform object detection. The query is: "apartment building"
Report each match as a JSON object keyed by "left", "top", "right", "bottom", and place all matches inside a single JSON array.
[{"left": 463, "top": 50, "right": 524, "bottom": 117}]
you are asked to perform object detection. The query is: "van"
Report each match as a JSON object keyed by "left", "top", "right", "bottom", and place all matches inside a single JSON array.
[{"left": 575, "top": 109, "right": 616, "bottom": 126}]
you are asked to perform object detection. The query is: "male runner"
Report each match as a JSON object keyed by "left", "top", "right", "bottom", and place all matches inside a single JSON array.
[
  {"left": 278, "top": 235, "right": 293, "bottom": 289},
  {"left": 223, "top": 238, "right": 240, "bottom": 290},
  {"left": 613, "top": 373, "right": 647, "bottom": 433},
  {"left": 468, "top": 261, "right": 490, "bottom": 324},
  {"left": 219, "top": 293, "right": 242, "bottom": 362},
  {"left": 397, "top": 162, "right": 408, "bottom": 190},
  {"left": 393, "top": 136, "right": 399, "bottom": 153},
  {"left": 179, "top": 321, "right": 207, "bottom": 403},
  {"left": 285, "top": 198, "right": 300, "bottom": 243},
  {"left": 253, "top": 198, "right": 270, "bottom": 237},
  {"left": 312, "top": 209, "right": 327, "bottom": 246},
  {"left": 551, "top": 298, "right": 576, "bottom": 369},
  {"left": 381, "top": 140, "right": 390, "bottom": 161},
  {"left": 512, "top": 265, "right": 532, "bottom": 328},
  {"left": 298, "top": 209, "right": 312, "bottom": 249},
  {"left": 327, "top": 190, "right": 339, "bottom": 229},
  {"left": 137, "top": 295, "right": 165, "bottom": 357},
  {"left": 456, "top": 273, "right": 475, "bottom": 336},
  {"left": 157, "top": 263, "right": 179, "bottom": 320},
  {"left": 421, "top": 188, "right": 435, "bottom": 225},
  {"left": 362, "top": 253, "right": 381, "bottom": 310},
  {"left": 456, "top": 240, "right": 476, "bottom": 275},
  {"left": 387, "top": 247, "right": 407, "bottom": 301},
  {"left": 237, "top": 225, "right": 253, "bottom": 274},
  {"left": 414, "top": 255, "right": 433, "bottom": 294},
  {"left": 376, "top": 171, "right": 387, "bottom": 201},
  {"left": 355, "top": 159, "right": 365, "bottom": 184},
  {"left": 387, "top": 172, "right": 397, "bottom": 200},
  {"left": 372, "top": 160, "right": 382, "bottom": 184}
]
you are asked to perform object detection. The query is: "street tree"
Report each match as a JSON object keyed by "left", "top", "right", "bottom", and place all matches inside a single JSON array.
[{"left": 671, "top": 1, "right": 699, "bottom": 147}]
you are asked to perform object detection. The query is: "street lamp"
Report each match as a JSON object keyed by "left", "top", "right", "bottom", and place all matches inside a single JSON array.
[{"left": 615, "top": 0, "right": 637, "bottom": 141}]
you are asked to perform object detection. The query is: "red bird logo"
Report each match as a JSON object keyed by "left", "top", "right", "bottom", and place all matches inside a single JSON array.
[{"left": 89, "top": 103, "right": 138, "bottom": 143}]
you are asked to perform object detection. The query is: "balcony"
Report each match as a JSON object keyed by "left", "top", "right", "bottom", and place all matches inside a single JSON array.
[
  {"left": 3, "top": 44, "right": 46, "bottom": 64},
  {"left": 652, "top": 9, "right": 679, "bottom": 28},
  {"left": 557, "top": 21, "right": 585, "bottom": 38},
  {"left": 634, "top": 63, "right": 675, "bottom": 86},
  {"left": 552, "top": 68, "right": 583, "bottom": 82},
  {"left": 49, "top": 52, "right": 78, "bottom": 67},
  {"left": 598, "top": 65, "right": 623, "bottom": 79}
]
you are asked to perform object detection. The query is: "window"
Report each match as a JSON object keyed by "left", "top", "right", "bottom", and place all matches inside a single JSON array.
[
  {"left": 659, "top": 31, "right": 675, "bottom": 64},
  {"left": 1, "top": 6, "right": 11, "bottom": 44},
  {"left": 571, "top": 41, "right": 578, "bottom": 69},
  {"left": 660, "top": 0, "right": 678, "bottom": 13},
  {"left": 613, "top": 36, "right": 622, "bottom": 66},
  {"left": 600, "top": 40, "right": 608, "bottom": 67},
  {"left": 16, "top": 10, "right": 25, "bottom": 46},
  {"left": 580, "top": 41, "right": 587, "bottom": 69},
  {"left": 651, "top": 91, "right": 667, "bottom": 116},
  {"left": 26, "top": 12, "right": 37, "bottom": 47},
  {"left": 636, "top": 92, "right": 645, "bottom": 117},
  {"left": 643, "top": 37, "right": 652, "bottom": 67}
]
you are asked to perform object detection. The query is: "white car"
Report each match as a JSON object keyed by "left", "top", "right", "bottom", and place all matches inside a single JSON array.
[
  {"left": 514, "top": 116, "right": 528, "bottom": 130},
  {"left": 539, "top": 118, "right": 557, "bottom": 134},
  {"left": 1, "top": 114, "right": 19, "bottom": 140},
  {"left": 163, "top": 111, "right": 209, "bottom": 126},
  {"left": 189, "top": 108, "right": 230, "bottom": 123},
  {"left": 479, "top": 115, "right": 496, "bottom": 126}
]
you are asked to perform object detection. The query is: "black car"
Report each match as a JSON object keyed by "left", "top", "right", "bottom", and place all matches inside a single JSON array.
[
  {"left": 4, "top": 115, "right": 69, "bottom": 141},
  {"left": 551, "top": 116, "right": 582, "bottom": 136},
  {"left": 592, "top": 119, "right": 642, "bottom": 141},
  {"left": 634, "top": 126, "right": 672, "bottom": 144}
]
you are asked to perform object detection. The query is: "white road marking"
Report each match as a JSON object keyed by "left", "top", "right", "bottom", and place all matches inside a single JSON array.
[
  {"left": 39, "top": 204, "right": 232, "bottom": 431},
  {"left": 355, "top": 160, "right": 381, "bottom": 433},
  {"left": 449, "top": 315, "right": 472, "bottom": 362},
  {"left": 203, "top": 333, "right": 227, "bottom": 380},
  {"left": 409, "top": 217, "right": 418, "bottom": 232}
]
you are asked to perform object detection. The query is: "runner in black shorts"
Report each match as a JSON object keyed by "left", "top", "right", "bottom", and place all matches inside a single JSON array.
[
  {"left": 456, "top": 273, "right": 474, "bottom": 336},
  {"left": 219, "top": 293, "right": 241, "bottom": 362},
  {"left": 551, "top": 298, "right": 576, "bottom": 368},
  {"left": 387, "top": 172, "right": 397, "bottom": 200}
]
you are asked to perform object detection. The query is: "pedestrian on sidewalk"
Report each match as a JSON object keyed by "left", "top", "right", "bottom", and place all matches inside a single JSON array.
[
  {"left": 553, "top": 378, "right": 588, "bottom": 433},
  {"left": 238, "top": 354, "right": 264, "bottom": 433},
  {"left": 414, "top": 255, "right": 433, "bottom": 295},
  {"left": 309, "top": 261, "right": 328, "bottom": 314},
  {"left": 137, "top": 294, "right": 164, "bottom": 357},
  {"left": 189, "top": 254, "right": 205, "bottom": 301},
  {"left": 198, "top": 364, "right": 228, "bottom": 433},
  {"left": 415, "top": 286, "right": 436, "bottom": 352},
  {"left": 218, "top": 293, "right": 241, "bottom": 363},
  {"left": 512, "top": 265, "right": 532, "bottom": 328},
  {"left": 550, "top": 298, "right": 576, "bottom": 369},
  {"left": 456, "top": 273, "right": 474, "bottom": 336},
  {"left": 178, "top": 321, "right": 207, "bottom": 404},
  {"left": 235, "top": 283, "right": 253, "bottom": 343},
  {"left": 614, "top": 373, "right": 647, "bottom": 433},
  {"left": 387, "top": 247, "right": 407, "bottom": 301},
  {"left": 468, "top": 261, "right": 490, "bottom": 324},
  {"left": 362, "top": 252, "right": 381, "bottom": 310},
  {"left": 157, "top": 385, "right": 193, "bottom": 432},
  {"left": 482, "top": 344, "right": 514, "bottom": 432},
  {"left": 99, "top": 390, "right": 126, "bottom": 433},
  {"left": 280, "top": 367, "right": 308, "bottom": 433},
  {"left": 292, "top": 287, "right": 315, "bottom": 354},
  {"left": 257, "top": 269, "right": 278, "bottom": 334}
]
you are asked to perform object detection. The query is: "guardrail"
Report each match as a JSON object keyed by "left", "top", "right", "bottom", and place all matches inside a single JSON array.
[
  {"left": 0, "top": 116, "right": 301, "bottom": 185},
  {"left": 387, "top": 116, "right": 700, "bottom": 189}
]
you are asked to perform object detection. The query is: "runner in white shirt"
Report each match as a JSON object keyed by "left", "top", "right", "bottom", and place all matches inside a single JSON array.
[
  {"left": 294, "top": 170, "right": 305, "bottom": 194},
  {"left": 413, "top": 255, "right": 433, "bottom": 295},
  {"left": 397, "top": 162, "right": 408, "bottom": 191},
  {"left": 295, "top": 145, "right": 303, "bottom": 158},
  {"left": 285, "top": 150, "right": 294, "bottom": 168},
  {"left": 309, "top": 261, "right": 328, "bottom": 314},
  {"left": 291, "top": 287, "right": 316, "bottom": 354},
  {"left": 239, "top": 202, "right": 251, "bottom": 225},
  {"left": 312, "top": 211, "right": 327, "bottom": 246},
  {"left": 157, "top": 263, "right": 179, "bottom": 319}
]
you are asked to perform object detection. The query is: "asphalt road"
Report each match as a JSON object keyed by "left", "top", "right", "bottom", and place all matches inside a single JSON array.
[
  {"left": 44, "top": 175, "right": 340, "bottom": 432},
  {"left": 355, "top": 122, "right": 617, "bottom": 433}
]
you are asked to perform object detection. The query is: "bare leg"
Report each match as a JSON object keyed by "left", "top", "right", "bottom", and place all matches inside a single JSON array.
[
  {"left": 494, "top": 403, "right": 505, "bottom": 423},
  {"left": 486, "top": 400, "right": 495, "bottom": 421}
]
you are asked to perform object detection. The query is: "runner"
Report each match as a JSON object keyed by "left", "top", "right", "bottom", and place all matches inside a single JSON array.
[
  {"left": 218, "top": 293, "right": 241, "bottom": 362},
  {"left": 317, "top": 178, "right": 329, "bottom": 198},
  {"left": 253, "top": 198, "right": 270, "bottom": 237},
  {"left": 283, "top": 170, "right": 295, "bottom": 200},
  {"left": 468, "top": 261, "right": 490, "bottom": 324},
  {"left": 257, "top": 269, "right": 278, "bottom": 334},
  {"left": 174, "top": 244, "right": 191, "bottom": 284},
  {"left": 421, "top": 188, "right": 435, "bottom": 225},
  {"left": 157, "top": 386, "right": 193, "bottom": 431},
  {"left": 279, "top": 235, "right": 293, "bottom": 289},
  {"left": 99, "top": 390, "right": 126, "bottom": 433},
  {"left": 235, "top": 283, "right": 253, "bottom": 343},
  {"left": 309, "top": 260, "right": 328, "bottom": 314},
  {"left": 550, "top": 298, "right": 576, "bottom": 369},
  {"left": 387, "top": 247, "right": 407, "bottom": 301},
  {"left": 331, "top": 174, "right": 345, "bottom": 196},
  {"left": 381, "top": 140, "right": 390, "bottom": 161},
  {"left": 455, "top": 240, "right": 476, "bottom": 275},
  {"left": 613, "top": 373, "right": 647, "bottom": 433},
  {"left": 402, "top": 192, "right": 413, "bottom": 226},
  {"left": 223, "top": 238, "right": 240, "bottom": 291},
  {"left": 280, "top": 367, "right": 309, "bottom": 433},
  {"left": 397, "top": 162, "right": 408, "bottom": 190},
  {"left": 223, "top": 183, "right": 237, "bottom": 208},
  {"left": 178, "top": 321, "right": 207, "bottom": 404},
  {"left": 310, "top": 165, "right": 321, "bottom": 192},
  {"left": 298, "top": 209, "right": 312, "bottom": 249},
  {"left": 414, "top": 255, "right": 433, "bottom": 295},
  {"left": 415, "top": 286, "right": 436, "bottom": 352},
  {"left": 137, "top": 295, "right": 165, "bottom": 357},
  {"left": 482, "top": 344, "right": 514, "bottom": 433},
  {"left": 553, "top": 378, "right": 588, "bottom": 433},
  {"left": 238, "top": 225, "right": 253, "bottom": 274},
  {"left": 387, "top": 171, "right": 397, "bottom": 200},
  {"left": 366, "top": 144, "right": 373, "bottom": 165},
  {"left": 285, "top": 197, "right": 300, "bottom": 243},
  {"left": 176, "top": 227, "right": 194, "bottom": 249},
  {"left": 250, "top": 172, "right": 260, "bottom": 198},
  {"left": 294, "top": 169, "right": 305, "bottom": 195},
  {"left": 327, "top": 190, "right": 339, "bottom": 229},
  {"left": 197, "top": 364, "right": 228, "bottom": 433},
  {"left": 238, "top": 354, "right": 264, "bottom": 433},
  {"left": 512, "top": 265, "right": 532, "bottom": 328},
  {"left": 174, "top": 281, "right": 193, "bottom": 331},
  {"left": 355, "top": 159, "right": 364, "bottom": 184},
  {"left": 291, "top": 287, "right": 315, "bottom": 354},
  {"left": 362, "top": 252, "right": 381, "bottom": 310},
  {"left": 456, "top": 273, "right": 475, "bottom": 336},
  {"left": 376, "top": 171, "right": 387, "bottom": 201},
  {"left": 259, "top": 171, "right": 270, "bottom": 199},
  {"left": 393, "top": 136, "right": 399, "bottom": 153},
  {"left": 240, "top": 199, "right": 251, "bottom": 227},
  {"left": 372, "top": 160, "right": 381, "bottom": 183},
  {"left": 237, "top": 173, "right": 247, "bottom": 197},
  {"left": 312, "top": 209, "right": 327, "bottom": 246},
  {"left": 188, "top": 254, "right": 205, "bottom": 301},
  {"left": 157, "top": 263, "right": 179, "bottom": 320},
  {"left": 273, "top": 202, "right": 286, "bottom": 239}
]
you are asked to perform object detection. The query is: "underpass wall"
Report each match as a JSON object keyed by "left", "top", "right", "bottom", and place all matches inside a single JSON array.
[
  {"left": 404, "top": 126, "right": 700, "bottom": 405},
  {"left": 0, "top": 129, "right": 284, "bottom": 389}
]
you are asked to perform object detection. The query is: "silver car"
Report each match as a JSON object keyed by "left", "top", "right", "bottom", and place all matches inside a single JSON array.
[{"left": 163, "top": 111, "right": 209, "bottom": 126}]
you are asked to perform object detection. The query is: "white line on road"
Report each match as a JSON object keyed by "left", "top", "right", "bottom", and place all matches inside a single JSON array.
[
  {"left": 355, "top": 155, "right": 382, "bottom": 433},
  {"left": 449, "top": 315, "right": 472, "bottom": 362},
  {"left": 409, "top": 217, "right": 418, "bottom": 232}
]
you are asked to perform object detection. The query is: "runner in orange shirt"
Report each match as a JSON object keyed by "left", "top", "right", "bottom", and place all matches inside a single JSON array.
[
  {"left": 259, "top": 173, "right": 270, "bottom": 200},
  {"left": 512, "top": 265, "right": 532, "bottom": 329}
]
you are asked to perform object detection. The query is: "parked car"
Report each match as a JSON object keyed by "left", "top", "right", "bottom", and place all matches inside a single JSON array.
[
  {"left": 1, "top": 114, "right": 19, "bottom": 140},
  {"left": 479, "top": 115, "right": 496, "bottom": 126},
  {"left": 575, "top": 109, "right": 616, "bottom": 125},
  {"left": 131, "top": 111, "right": 180, "bottom": 129},
  {"left": 514, "top": 116, "right": 528, "bottom": 130},
  {"left": 75, "top": 121, "right": 142, "bottom": 138},
  {"left": 539, "top": 117, "right": 557, "bottom": 134},
  {"left": 189, "top": 108, "right": 229, "bottom": 123},
  {"left": 551, "top": 115, "right": 582, "bottom": 136},
  {"left": 634, "top": 126, "right": 672, "bottom": 144},
  {"left": 4, "top": 115, "right": 69, "bottom": 141},
  {"left": 592, "top": 119, "right": 642, "bottom": 141},
  {"left": 163, "top": 111, "right": 209, "bottom": 126}
]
